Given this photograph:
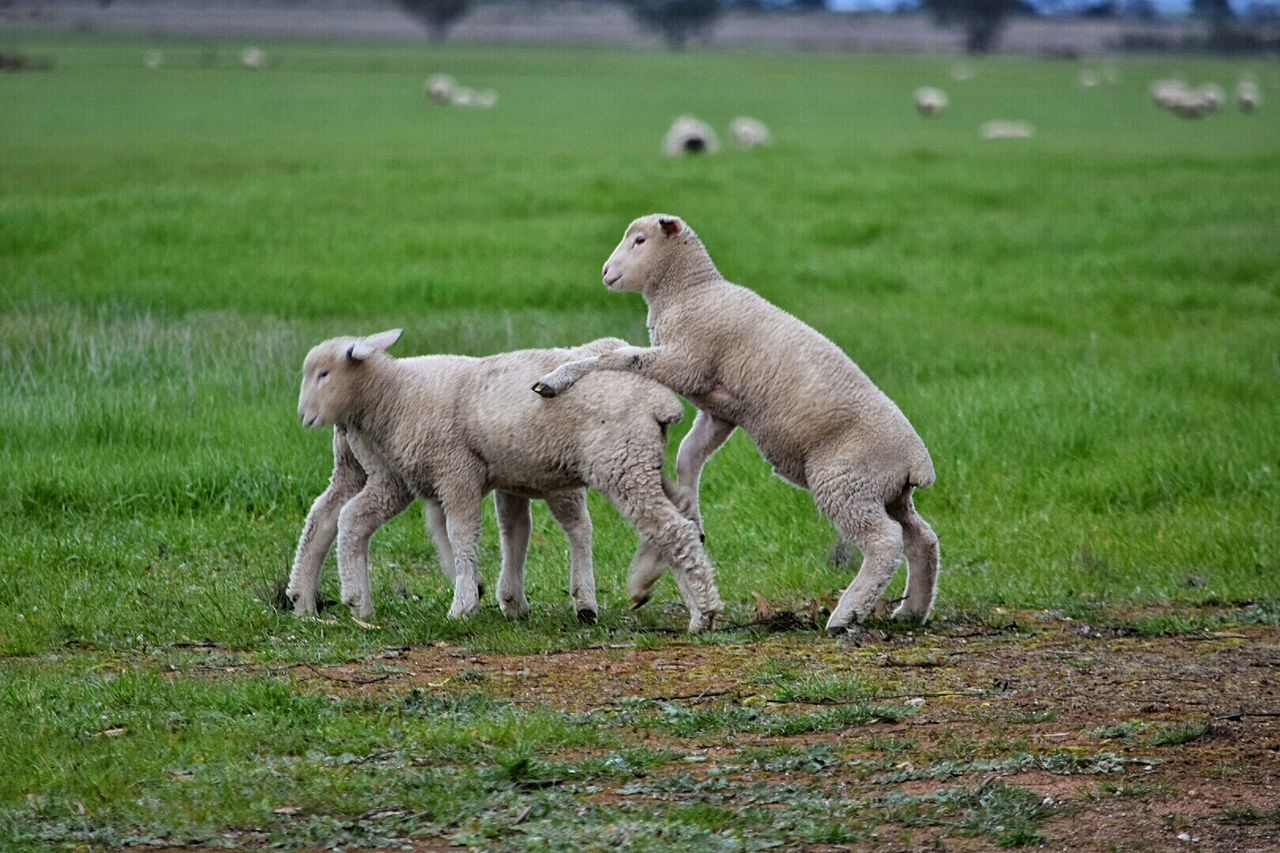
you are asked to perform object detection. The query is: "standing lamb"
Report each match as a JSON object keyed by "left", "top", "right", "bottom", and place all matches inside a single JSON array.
[
  {"left": 288, "top": 331, "right": 723, "bottom": 632},
  {"left": 532, "top": 215, "right": 940, "bottom": 634},
  {"left": 914, "top": 87, "right": 948, "bottom": 117},
  {"left": 663, "top": 115, "right": 720, "bottom": 156},
  {"left": 729, "top": 117, "right": 771, "bottom": 149}
]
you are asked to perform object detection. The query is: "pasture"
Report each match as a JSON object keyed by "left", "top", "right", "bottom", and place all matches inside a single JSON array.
[{"left": 2, "top": 36, "right": 1278, "bottom": 849}]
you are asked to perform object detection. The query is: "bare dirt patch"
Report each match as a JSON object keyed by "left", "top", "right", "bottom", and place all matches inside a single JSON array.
[{"left": 270, "top": 613, "right": 1279, "bottom": 849}]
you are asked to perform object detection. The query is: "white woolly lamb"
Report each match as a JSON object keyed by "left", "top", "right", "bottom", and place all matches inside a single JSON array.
[
  {"left": 1238, "top": 79, "right": 1260, "bottom": 113},
  {"left": 914, "top": 87, "right": 948, "bottom": 118},
  {"left": 1198, "top": 82, "right": 1225, "bottom": 111},
  {"left": 241, "top": 47, "right": 265, "bottom": 71},
  {"left": 980, "top": 120, "right": 1034, "bottom": 139},
  {"left": 729, "top": 117, "right": 771, "bottom": 149},
  {"left": 663, "top": 115, "right": 720, "bottom": 157},
  {"left": 288, "top": 331, "right": 722, "bottom": 632},
  {"left": 425, "top": 73, "right": 455, "bottom": 105},
  {"left": 532, "top": 215, "right": 939, "bottom": 634}
]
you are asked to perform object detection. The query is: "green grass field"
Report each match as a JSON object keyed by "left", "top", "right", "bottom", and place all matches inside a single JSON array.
[{"left": 2, "top": 35, "right": 1278, "bottom": 849}]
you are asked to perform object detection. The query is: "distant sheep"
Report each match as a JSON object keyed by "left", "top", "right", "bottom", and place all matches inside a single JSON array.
[
  {"left": 951, "top": 61, "right": 974, "bottom": 82},
  {"left": 288, "top": 332, "right": 722, "bottom": 632},
  {"left": 241, "top": 47, "right": 265, "bottom": 71},
  {"left": 663, "top": 115, "right": 719, "bottom": 157},
  {"left": 1151, "top": 79, "right": 1188, "bottom": 110},
  {"left": 425, "top": 73, "right": 455, "bottom": 105},
  {"left": 1198, "top": 82, "right": 1225, "bottom": 112},
  {"left": 533, "top": 215, "right": 939, "bottom": 633},
  {"left": 144, "top": 50, "right": 164, "bottom": 70},
  {"left": 1238, "top": 79, "right": 1261, "bottom": 113},
  {"left": 914, "top": 87, "right": 948, "bottom": 117},
  {"left": 1079, "top": 69, "right": 1099, "bottom": 89},
  {"left": 981, "top": 120, "right": 1034, "bottom": 139},
  {"left": 729, "top": 117, "right": 771, "bottom": 149}
]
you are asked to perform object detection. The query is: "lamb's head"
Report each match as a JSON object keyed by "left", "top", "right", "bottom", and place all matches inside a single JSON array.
[
  {"left": 602, "top": 213, "right": 712, "bottom": 294},
  {"left": 297, "top": 329, "right": 402, "bottom": 428}
]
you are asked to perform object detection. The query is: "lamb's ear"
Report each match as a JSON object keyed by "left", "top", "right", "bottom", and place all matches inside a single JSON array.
[
  {"left": 658, "top": 217, "right": 682, "bottom": 237},
  {"left": 349, "top": 329, "right": 402, "bottom": 361}
]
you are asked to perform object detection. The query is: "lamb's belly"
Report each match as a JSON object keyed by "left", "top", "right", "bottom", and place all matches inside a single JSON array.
[
  {"left": 741, "top": 423, "right": 808, "bottom": 489},
  {"left": 487, "top": 466, "right": 581, "bottom": 498}
]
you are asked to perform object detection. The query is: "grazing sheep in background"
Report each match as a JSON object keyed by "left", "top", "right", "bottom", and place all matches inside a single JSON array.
[
  {"left": 144, "top": 50, "right": 164, "bottom": 70},
  {"left": 241, "top": 47, "right": 265, "bottom": 71},
  {"left": 425, "top": 73, "right": 455, "bottom": 105},
  {"left": 663, "top": 115, "right": 720, "bottom": 157},
  {"left": 450, "top": 86, "right": 476, "bottom": 107},
  {"left": 951, "top": 61, "right": 974, "bottom": 82},
  {"left": 475, "top": 89, "right": 498, "bottom": 109},
  {"left": 1198, "top": 83, "right": 1225, "bottom": 112},
  {"left": 532, "top": 214, "right": 939, "bottom": 633},
  {"left": 1169, "top": 90, "right": 1211, "bottom": 119},
  {"left": 980, "top": 120, "right": 1034, "bottom": 139},
  {"left": 729, "top": 116, "right": 771, "bottom": 149},
  {"left": 1238, "top": 79, "right": 1260, "bottom": 113},
  {"left": 289, "top": 331, "right": 722, "bottom": 632},
  {"left": 1151, "top": 79, "right": 1189, "bottom": 110},
  {"left": 914, "top": 87, "right": 948, "bottom": 117},
  {"left": 1078, "top": 69, "right": 1099, "bottom": 89}
]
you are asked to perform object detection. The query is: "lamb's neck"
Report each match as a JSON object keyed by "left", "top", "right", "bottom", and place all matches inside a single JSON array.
[
  {"left": 344, "top": 362, "right": 405, "bottom": 441},
  {"left": 646, "top": 245, "right": 721, "bottom": 306}
]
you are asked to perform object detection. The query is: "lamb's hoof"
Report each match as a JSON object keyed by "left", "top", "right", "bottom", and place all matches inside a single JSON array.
[
  {"left": 891, "top": 605, "right": 926, "bottom": 623},
  {"left": 825, "top": 623, "right": 848, "bottom": 637},
  {"left": 531, "top": 381, "right": 558, "bottom": 398},
  {"left": 629, "top": 593, "right": 651, "bottom": 610},
  {"left": 576, "top": 608, "right": 598, "bottom": 625},
  {"left": 499, "top": 596, "right": 531, "bottom": 620}
]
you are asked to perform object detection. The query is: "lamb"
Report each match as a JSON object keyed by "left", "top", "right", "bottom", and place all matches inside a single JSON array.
[
  {"left": 663, "top": 115, "right": 720, "bottom": 157},
  {"left": 144, "top": 50, "right": 164, "bottom": 70},
  {"left": 914, "top": 87, "right": 948, "bottom": 118},
  {"left": 1198, "top": 82, "right": 1225, "bottom": 112},
  {"left": 241, "top": 47, "right": 265, "bottom": 71},
  {"left": 287, "top": 331, "right": 723, "bottom": 632},
  {"left": 729, "top": 117, "right": 771, "bottom": 149},
  {"left": 532, "top": 215, "right": 940, "bottom": 634},
  {"left": 1237, "top": 79, "right": 1260, "bottom": 113},
  {"left": 980, "top": 120, "right": 1034, "bottom": 139},
  {"left": 425, "top": 73, "right": 455, "bottom": 105}
]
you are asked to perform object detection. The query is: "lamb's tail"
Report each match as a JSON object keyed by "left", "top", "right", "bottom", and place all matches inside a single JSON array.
[{"left": 908, "top": 449, "right": 936, "bottom": 490}]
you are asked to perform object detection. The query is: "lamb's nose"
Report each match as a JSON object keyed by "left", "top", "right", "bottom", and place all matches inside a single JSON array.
[{"left": 602, "top": 264, "right": 610, "bottom": 279}]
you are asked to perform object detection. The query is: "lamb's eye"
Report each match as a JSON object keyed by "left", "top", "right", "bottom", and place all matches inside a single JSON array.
[
  {"left": 634, "top": 235, "right": 646, "bottom": 246},
  {"left": 317, "top": 370, "right": 329, "bottom": 380}
]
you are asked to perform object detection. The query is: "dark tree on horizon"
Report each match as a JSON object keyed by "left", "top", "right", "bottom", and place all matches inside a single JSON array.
[
  {"left": 924, "top": 0, "right": 1025, "bottom": 53},
  {"left": 396, "top": 0, "right": 472, "bottom": 40},
  {"left": 625, "top": 0, "right": 724, "bottom": 49}
]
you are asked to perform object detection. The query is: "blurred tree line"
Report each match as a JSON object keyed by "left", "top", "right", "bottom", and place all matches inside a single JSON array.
[{"left": 331, "top": 0, "right": 1278, "bottom": 55}]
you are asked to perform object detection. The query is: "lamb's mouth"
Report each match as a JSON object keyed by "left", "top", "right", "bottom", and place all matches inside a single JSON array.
[{"left": 604, "top": 274, "right": 622, "bottom": 288}]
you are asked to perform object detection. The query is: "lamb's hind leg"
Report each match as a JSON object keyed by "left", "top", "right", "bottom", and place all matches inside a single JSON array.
[
  {"left": 627, "top": 410, "right": 734, "bottom": 609},
  {"left": 494, "top": 491, "right": 532, "bottom": 619},
  {"left": 545, "top": 490, "right": 597, "bottom": 624},
  {"left": 606, "top": 466, "right": 723, "bottom": 633},
  {"left": 813, "top": 476, "right": 905, "bottom": 634},
  {"left": 888, "top": 491, "right": 939, "bottom": 623}
]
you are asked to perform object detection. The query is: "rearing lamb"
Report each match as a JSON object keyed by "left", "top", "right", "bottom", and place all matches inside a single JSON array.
[
  {"left": 288, "top": 330, "right": 723, "bottom": 632},
  {"left": 532, "top": 214, "right": 939, "bottom": 634}
]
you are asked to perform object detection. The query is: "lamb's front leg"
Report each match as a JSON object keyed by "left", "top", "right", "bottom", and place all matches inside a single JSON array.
[
  {"left": 287, "top": 430, "right": 366, "bottom": 616},
  {"left": 532, "top": 346, "right": 692, "bottom": 398}
]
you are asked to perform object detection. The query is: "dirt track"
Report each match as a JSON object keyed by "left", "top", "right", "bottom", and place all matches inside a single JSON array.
[{"left": 294, "top": 614, "right": 1280, "bottom": 850}]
